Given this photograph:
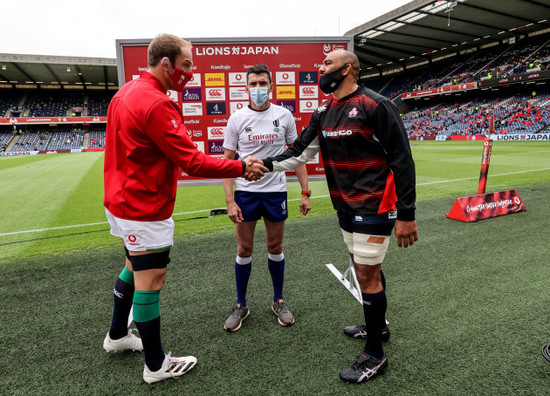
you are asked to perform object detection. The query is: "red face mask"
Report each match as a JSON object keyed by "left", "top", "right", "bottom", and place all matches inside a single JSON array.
[{"left": 162, "top": 57, "right": 193, "bottom": 91}]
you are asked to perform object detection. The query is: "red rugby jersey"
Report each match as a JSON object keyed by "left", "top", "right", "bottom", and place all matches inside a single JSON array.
[{"left": 104, "top": 71, "right": 244, "bottom": 221}]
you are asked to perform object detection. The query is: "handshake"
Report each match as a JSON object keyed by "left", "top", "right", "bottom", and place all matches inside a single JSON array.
[{"left": 242, "top": 156, "right": 268, "bottom": 181}]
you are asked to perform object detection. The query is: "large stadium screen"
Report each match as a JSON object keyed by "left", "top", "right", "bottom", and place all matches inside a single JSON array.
[{"left": 116, "top": 37, "right": 353, "bottom": 180}]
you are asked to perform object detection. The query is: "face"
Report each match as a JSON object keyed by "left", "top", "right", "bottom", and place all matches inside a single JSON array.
[
  {"left": 246, "top": 72, "right": 272, "bottom": 93},
  {"left": 165, "top": 46, "right": 193, "bottom": 91},
  {"left": 319, "top": 51, "right": 348, "bottom": 76},
  {"left": 174, "top": 45, "right": 193, "bottom": 73}
]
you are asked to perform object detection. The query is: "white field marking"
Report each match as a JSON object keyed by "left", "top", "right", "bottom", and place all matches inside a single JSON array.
[{"left": 2, "top": 167, "right": 549, "bottom": 237}]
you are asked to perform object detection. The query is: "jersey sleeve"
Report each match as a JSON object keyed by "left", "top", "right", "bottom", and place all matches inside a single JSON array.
[
  {"left": 146, "top": 99, "right": 245, "bottom": 178},
  {"left": 263, "top": 110, "right": 320, "bottom": 172},
  {"left": 372, "top": 98, "right": 416, "bottom": 221},
  {"left": 283, "top": 108, "right": 298, "bottom": 145},
  {"left": 223, "top": 112, "right": 239, "bottom": 151}
]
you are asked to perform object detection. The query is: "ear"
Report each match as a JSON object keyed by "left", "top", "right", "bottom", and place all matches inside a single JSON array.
[{"left": 161, "top": 57, "right": 170, "bottom": 70}]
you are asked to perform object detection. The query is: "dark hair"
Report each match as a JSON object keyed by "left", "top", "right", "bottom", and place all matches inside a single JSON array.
[
  {"left": 147, "top": 34, "right": 191, "bottom": 67},
  {"left": 247, "top": 64, "right": 271, "bottom": 84}
]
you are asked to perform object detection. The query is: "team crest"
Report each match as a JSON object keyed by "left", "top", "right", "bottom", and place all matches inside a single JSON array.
[{"left": 348, "top": 107, "right": 358, "bottom": 118}]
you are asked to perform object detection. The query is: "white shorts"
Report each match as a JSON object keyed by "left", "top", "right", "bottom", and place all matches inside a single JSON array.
[
  {"left": 341, "top": 229, "right": 391, "bottom": 265},
  {"left": 105, "top": 208, "right": 174, "bottom": 252}
]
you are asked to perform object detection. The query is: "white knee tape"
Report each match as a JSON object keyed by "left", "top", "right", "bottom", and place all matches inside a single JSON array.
[
  {"left": 352, "top": 233, "right": 390, "bottom": 265},
  {"left": 341, "top": 229, "right": 354, "bottom": 253}
]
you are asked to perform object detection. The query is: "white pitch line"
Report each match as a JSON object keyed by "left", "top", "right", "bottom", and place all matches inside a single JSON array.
[{"left": 2, "top": 167, "right": 549, "bottom": 237}]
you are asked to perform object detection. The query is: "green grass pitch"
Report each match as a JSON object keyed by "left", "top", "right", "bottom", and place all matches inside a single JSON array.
[{"left": 1, "top": 140, "right": 550, "bottom": 394}]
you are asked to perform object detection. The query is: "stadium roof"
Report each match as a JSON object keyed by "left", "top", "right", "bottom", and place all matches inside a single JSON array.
[
  {"left": 1, "top": 0, "right": 549, "bottom": 89},
  {"left": 0, "top": 53, "right": 118, "bottom": 90},
  {"left": 346, "top": 0, "right": 550, "bottom": 79}
]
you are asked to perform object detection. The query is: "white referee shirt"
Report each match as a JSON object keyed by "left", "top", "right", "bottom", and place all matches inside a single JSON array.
[{"left": 223, "top": 104, "right": 298, "bottom": 192}]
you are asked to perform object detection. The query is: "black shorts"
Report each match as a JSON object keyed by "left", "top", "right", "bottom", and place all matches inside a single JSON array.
[{"left": 337, "top": 211, "right": 396, "bottom": 236}]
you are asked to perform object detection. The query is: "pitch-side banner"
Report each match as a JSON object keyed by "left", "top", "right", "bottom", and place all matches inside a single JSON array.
[
  {"left": 447, "top": 189, "right": 526, "bottom": 222},
  {"left": 116, "top": 37, "right": 353, "bottom": 180}
]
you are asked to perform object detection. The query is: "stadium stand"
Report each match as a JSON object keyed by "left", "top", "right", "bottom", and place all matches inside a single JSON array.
[
  {"left": 88, "top": 128, "right": 106, "bottom": 149},
  {"left": 0, "top": 1, "right": 548, "bottom": 154},
  {"left": 0, "top": 131, "right": 14, "bottom": 152}
]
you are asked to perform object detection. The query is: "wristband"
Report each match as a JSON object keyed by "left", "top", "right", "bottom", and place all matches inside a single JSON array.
[{"left": 301, "top": 190, "right": 311, "bottom": 197}]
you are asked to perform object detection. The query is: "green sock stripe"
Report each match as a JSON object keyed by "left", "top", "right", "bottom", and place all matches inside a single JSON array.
[
  {"left": 118, "top": 267, "right": 134, "bottom": 285},
  {"left": 133, "top": 290, "right": 160, "bottom": 322}
]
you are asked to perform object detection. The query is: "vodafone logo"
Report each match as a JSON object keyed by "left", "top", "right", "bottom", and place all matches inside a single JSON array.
[
  {"left": 127, "top": 235, "right": 137, "bottom": 244},
  {"left": 237, "top": 103, "right": 244, "bottom": 109},
  {"left": 514, "top": 197, "right": 521, "bottom": 205},
  {"left": 236, "top": 74, "right": 242, "bottom": 81},
  {"left": 276, "top": 71, "right": 295, "bottom": 85},
  {"left": 299, "top": 100, "right": 317, "bottom": 113}
]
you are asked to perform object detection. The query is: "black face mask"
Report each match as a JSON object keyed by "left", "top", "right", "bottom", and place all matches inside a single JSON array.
[{"left": 319, "top": 63, "right": 349, "bottom": 94}]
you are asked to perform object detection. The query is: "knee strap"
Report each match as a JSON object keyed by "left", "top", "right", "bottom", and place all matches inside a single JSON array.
[{"left": 130, "top": 250, "right": 171, "bottom": 271}]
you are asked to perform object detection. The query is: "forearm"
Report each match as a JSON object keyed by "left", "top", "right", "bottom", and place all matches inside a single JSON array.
[{"left": 294, "top": 164, "right": 309, "bottom": 191}]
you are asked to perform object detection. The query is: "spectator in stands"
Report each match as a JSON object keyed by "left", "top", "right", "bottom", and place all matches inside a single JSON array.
[{"left": 102, "top": 33, "right": 267, "bottom": 385}]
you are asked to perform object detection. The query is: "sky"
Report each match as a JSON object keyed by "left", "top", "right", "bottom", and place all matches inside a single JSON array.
[{"left": 2, "top": 0, "right": 412, "bottom": 59}]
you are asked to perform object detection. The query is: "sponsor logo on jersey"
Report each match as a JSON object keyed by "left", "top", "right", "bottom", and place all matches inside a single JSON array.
[
  {"left": 322, "top": 129, "right": 353, "bottom": 138},
  {"left": 182, "top": 88, "right": 202, "bottom": 102},
  {"left": 299, "top": 85, "right": 318, "bottom": 99},
  {"left": 277, "top": 100, "right": 296, "bottom": 113},
  {"left": 276, "top": 86, "right": 295, "bottom": 99},
  {"left": 183, "top": 103, "right": 203, "bottom": 116},
  {"left": 275, "top": 71, "right": 295, "bottom": 85},
  {"left": 299, "top": 71, "right": 318, "bottom": 84},
  {"left": 208, "top": 126, "right": 226, "bottom": 140},
  {"left": 206, "top": 87, "right": 226, "bottom": 101},
  {"left": 206, "top": 102, "right": 226, "bottom": 115},
  {"left": 205, "top": 73, "right": 225, "bottom": 86}
]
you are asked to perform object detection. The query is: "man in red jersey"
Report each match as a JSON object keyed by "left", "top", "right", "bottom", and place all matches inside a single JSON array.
[
  {"left": 102, "top": 34, "right": 266, "bottom": 385},
  {"left": 261, "top": 50, "right": 418, "bottom": 383}
]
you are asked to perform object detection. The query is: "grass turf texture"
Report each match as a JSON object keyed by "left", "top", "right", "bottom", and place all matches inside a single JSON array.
[{"left": 1, "top": 140, "right": 550, "bottom": 394}]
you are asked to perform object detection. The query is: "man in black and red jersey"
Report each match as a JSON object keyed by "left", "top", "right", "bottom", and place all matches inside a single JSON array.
[
  {"left": 262, "top": 49, "right": 418, "bottom": 383},
  {"left": 102, "top": 34, "right": 267, "bottom": 385}
]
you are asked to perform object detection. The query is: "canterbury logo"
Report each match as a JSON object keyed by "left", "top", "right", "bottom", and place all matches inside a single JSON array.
[
  {"left": 208, "top": 89, "right": 223, "bottom": 96},
  {"left": 302, "top": 87, "right": 315, "bottom": 94},
  {"left": 113, "top": 289, "right": 124, "bottom": 299}
]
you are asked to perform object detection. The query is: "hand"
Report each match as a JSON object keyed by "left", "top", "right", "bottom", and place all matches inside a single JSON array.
[
  {"left": 243, "top": 156, "right": 268, "bottom": 181},
  {"left": 226, "top": 201, "right": 244, "bottom": 223},
  {"left": 394, "top": 219, "right": 418, "bottom": 248},
  {"left": 300, "top": 195, "right": 311, "bottom": 216}
]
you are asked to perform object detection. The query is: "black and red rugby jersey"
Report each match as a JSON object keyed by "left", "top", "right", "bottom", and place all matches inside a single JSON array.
[{"left": 264, "top": 85, "right": 416, "bottom": 221}]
